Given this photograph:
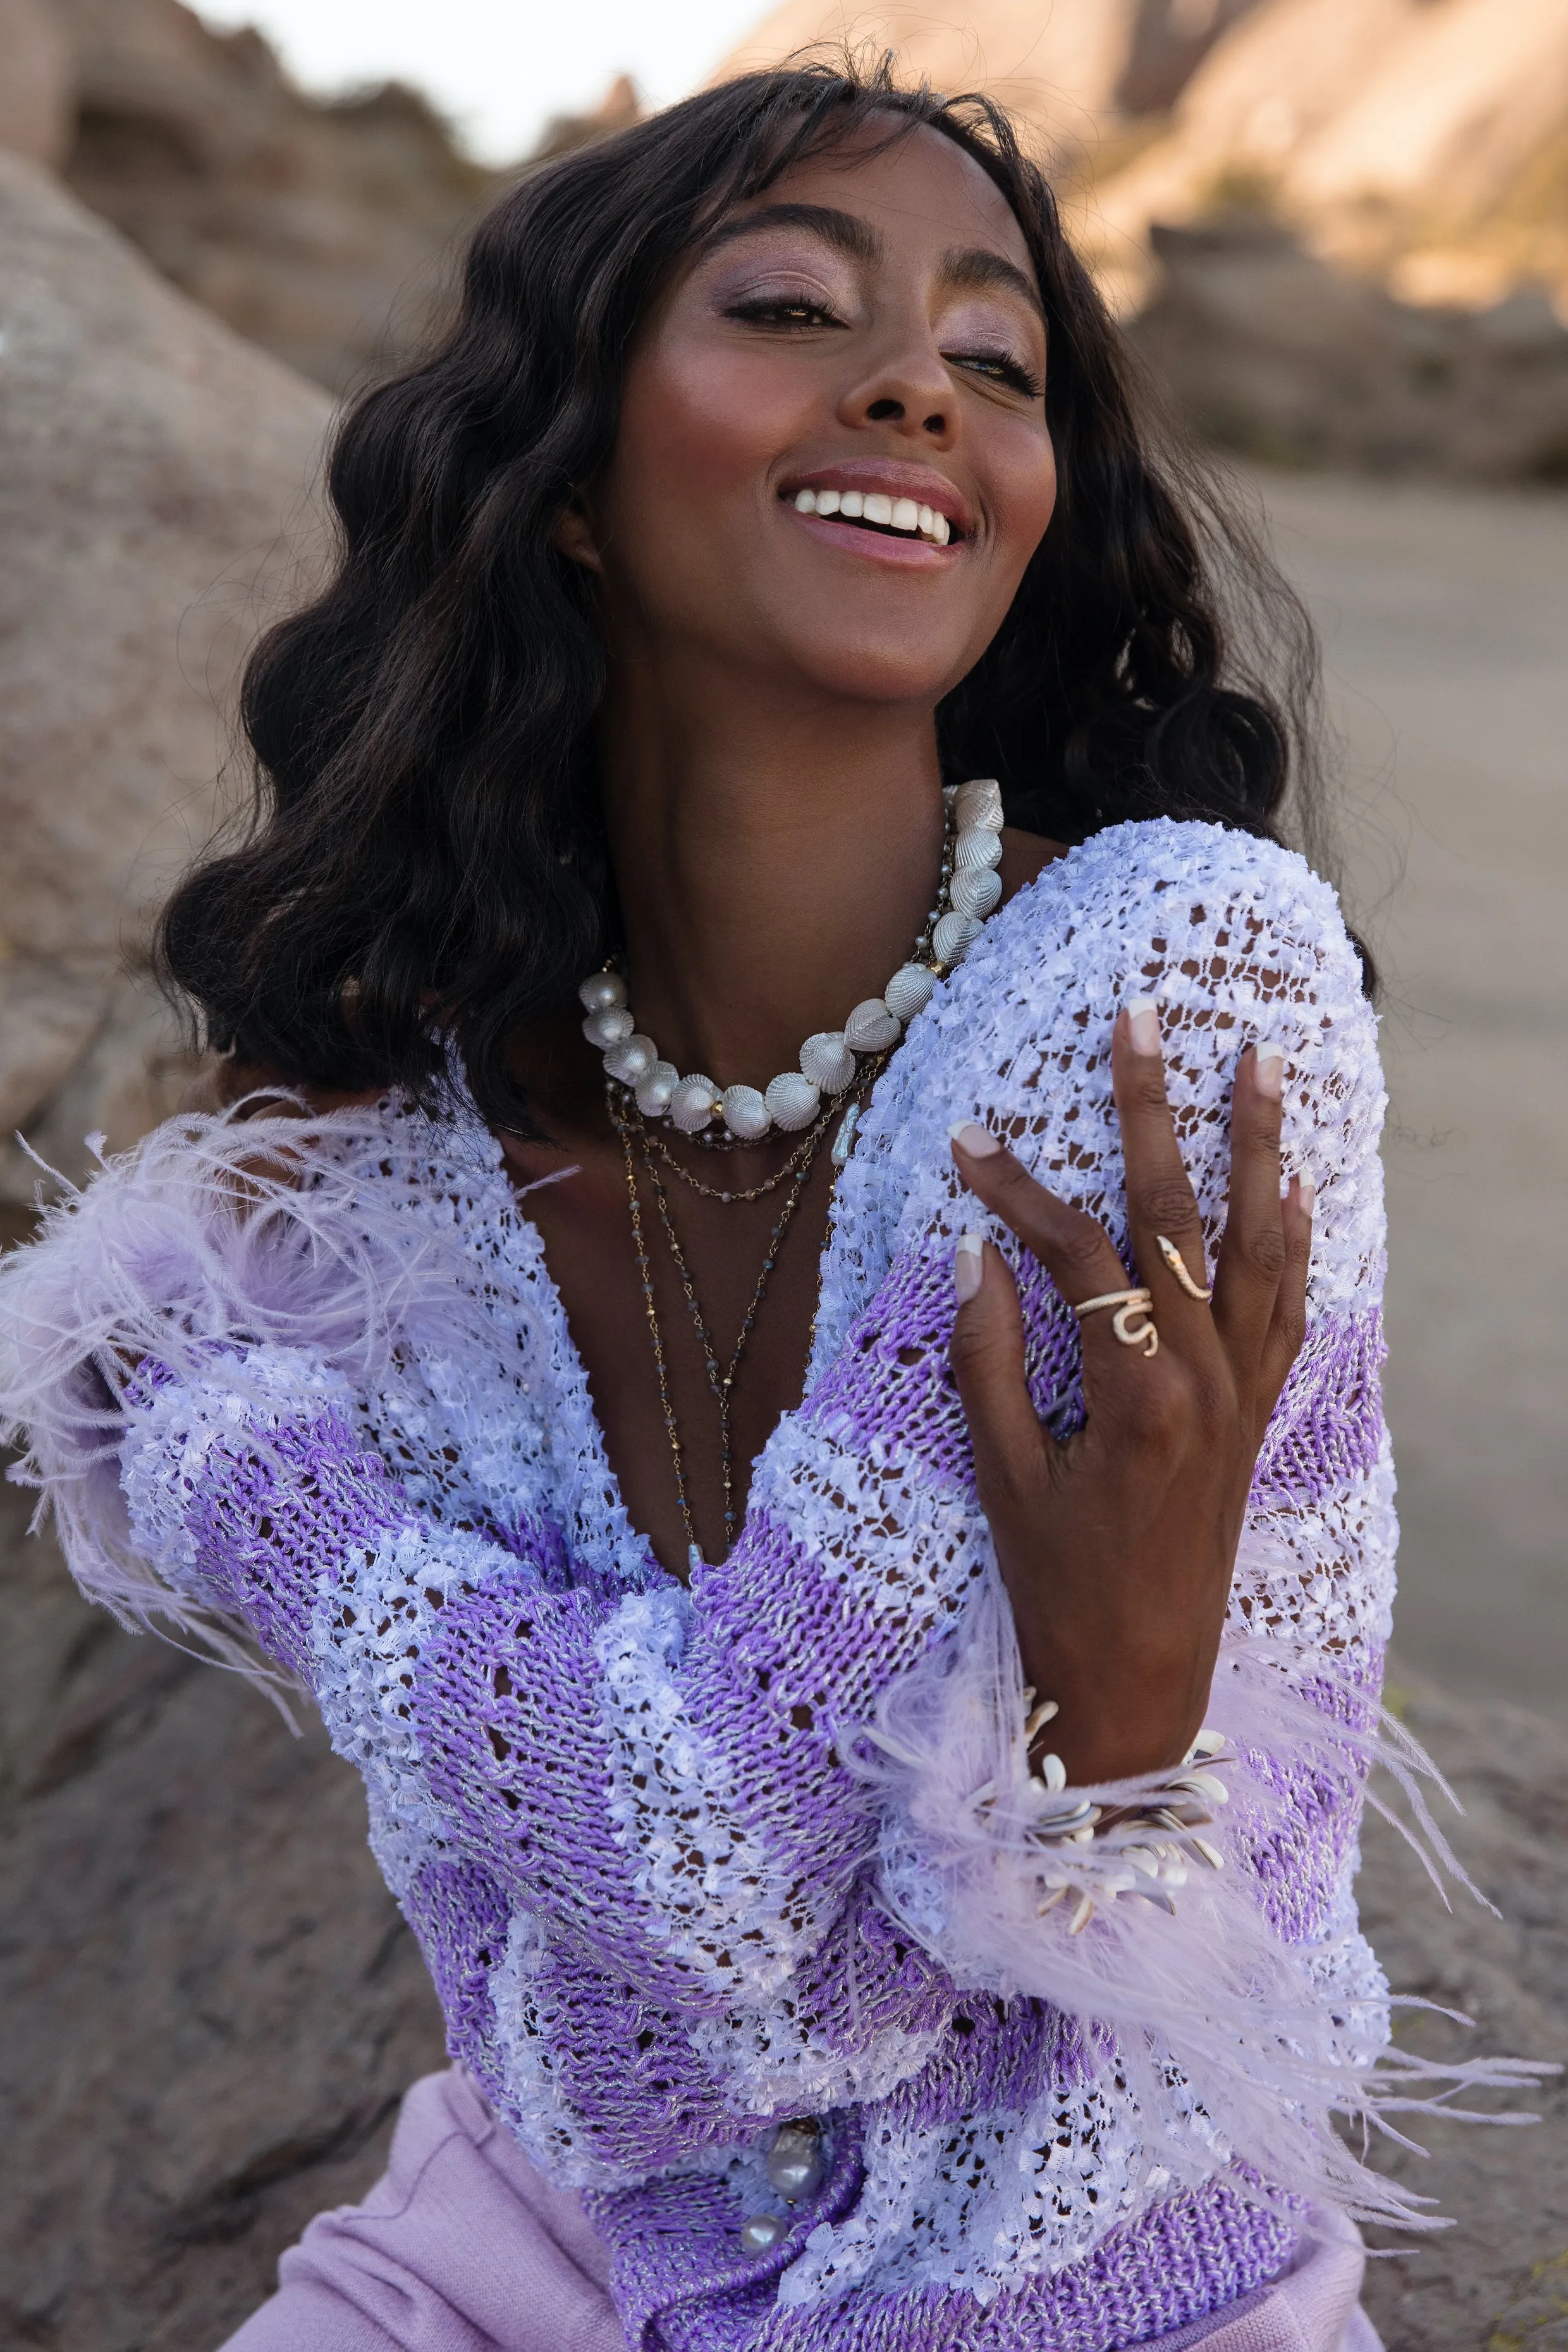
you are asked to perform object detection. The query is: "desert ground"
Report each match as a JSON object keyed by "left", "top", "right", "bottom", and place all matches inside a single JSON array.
[{"left": 1258, "top": 470, "right": 1568, "bottom": 1717}]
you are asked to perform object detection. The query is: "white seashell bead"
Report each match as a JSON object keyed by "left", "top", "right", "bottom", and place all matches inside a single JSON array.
[
  {"left": 953, "top": 824, "right": 1003, "bottom": 873},
  {"left": 583, "top": 1006, "right": 634, "bottom": 1048},
  {"left": 603, "top": 1032, "right": 656, "bottom": 1084},
  {"left": 669, "top": 1074, "right": 721, "bottom": 1133},
  {"left": 883, "top": 964, "right": 936, "bottom": 1022},
  {"left": 739, "top": 2213, "right": 786, "bottom": 2253},
  {"left": 933, "top": 910, "right": 983, "bottom": 964},
  {"left": 578, "top": 971, "right": 628, "bottom": 1012},
  {"left": 721, "top": 1084, "right": 771, "bottom": 1141},
  {"left": 799, "top": 1032, "right": 855, "bottom": 1092},
  {"left": 635, "top": 1060, "right": 679, "bottom": 1116},
  {"left": 953, "top": 778, "right": 1003, "bottom": 830},
  {"left": 764, "top": 1071, "right": 819, "bottom": 1130},
  {"left": 843, "top": 998, "right": 901, "bottom": 1053},
  {"left": 950, "top": 865, "right": 1003, "bottom": 920}
]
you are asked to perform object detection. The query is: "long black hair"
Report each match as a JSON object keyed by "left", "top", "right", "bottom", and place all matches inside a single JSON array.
[{"left": 158, "top": 59, "right": 1338, "bottom": 1132}]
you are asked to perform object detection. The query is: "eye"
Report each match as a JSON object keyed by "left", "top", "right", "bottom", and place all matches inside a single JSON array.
[
  {"left": 723, "top": 295, "right": 847, "bottom": 331},
  {"left": 946, "top": 346, "right": 1043, "bottom": 399}
]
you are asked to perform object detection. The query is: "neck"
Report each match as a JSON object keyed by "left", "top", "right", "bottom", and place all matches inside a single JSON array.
[{"left": 596, "top": 666, "right": 946, "bottom": 1093}]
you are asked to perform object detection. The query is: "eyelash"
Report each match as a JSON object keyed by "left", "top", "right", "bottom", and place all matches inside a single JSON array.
[{"left": 723, "top": 297, "right": 1043, "bottom": 400}]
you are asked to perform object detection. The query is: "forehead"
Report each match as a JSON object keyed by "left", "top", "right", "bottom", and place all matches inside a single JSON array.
[{"left": 723, "top": 120, "right": 1036, "bottom": 280}]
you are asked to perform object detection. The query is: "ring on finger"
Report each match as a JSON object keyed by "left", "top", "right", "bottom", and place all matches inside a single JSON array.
[
  {"left": 1155, "top": 1234, "right": 1213, "bottom": 1304},
  {"left": 1074, "top": 1287, "right": 1159, "bottom": 1358}
]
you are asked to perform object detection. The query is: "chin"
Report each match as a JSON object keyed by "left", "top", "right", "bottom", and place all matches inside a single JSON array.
[{"left": 787, "top": 630, "right": 970, "bottom": 706}]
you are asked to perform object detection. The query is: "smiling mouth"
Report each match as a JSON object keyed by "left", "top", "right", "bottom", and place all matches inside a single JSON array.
[{"left": 786, "top": 486, "right": 956, "bottom": 546}]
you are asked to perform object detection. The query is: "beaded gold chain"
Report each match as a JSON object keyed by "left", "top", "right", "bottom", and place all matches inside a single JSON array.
[
  {"left": 627, "top": 1093, "right": 838, "bottom": 1203},
  {"left": 610, "top": 1057, "right": 885, "bottom": 1573}
]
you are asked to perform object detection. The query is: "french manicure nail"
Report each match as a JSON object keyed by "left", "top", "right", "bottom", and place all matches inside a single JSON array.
[
  {"left": 949, "top": 1120, "right": 1001, "bottom": 1158},
  {"left": 1125, "top": 996, "right": 1161, "bottom": 1055},
  {"left": 954, "top": 1230, "right": 984, "bottom": 1302},
  {"left": 1255, "top": 1041, "right": 1284, "bottom": 1099},
  {"left": 1298, "top": 1173, "right": 1316, "bottom": 1214}
]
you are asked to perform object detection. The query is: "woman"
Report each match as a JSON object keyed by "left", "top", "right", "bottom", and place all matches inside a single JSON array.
[{"left": 0, "top": 61, "right": 1529, "bottom": 2352}]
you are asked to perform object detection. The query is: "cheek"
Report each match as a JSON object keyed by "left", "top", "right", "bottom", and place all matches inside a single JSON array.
[
  {"left": 990, "top": 424, "right": 1058, "bottom": 575},
  {"left": 611, "top": 338, "right": 816, "bottom": 529}
]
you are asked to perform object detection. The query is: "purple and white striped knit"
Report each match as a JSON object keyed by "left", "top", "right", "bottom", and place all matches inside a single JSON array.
[{"left": 1, "top": 821, "right": 1535, "bottom": 2351}]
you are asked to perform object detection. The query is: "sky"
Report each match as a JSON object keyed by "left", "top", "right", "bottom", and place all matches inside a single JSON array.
[{"left": 194, "top": 1, "right": 779, "bottom": 163}]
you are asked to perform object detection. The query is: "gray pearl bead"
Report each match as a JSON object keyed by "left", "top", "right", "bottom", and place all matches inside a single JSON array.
[{"left": 739, "top": 2212, "right": 786, "bottom": 2253}]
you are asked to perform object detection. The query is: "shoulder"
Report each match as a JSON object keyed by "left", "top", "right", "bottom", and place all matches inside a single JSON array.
[
  {"left": 876, "top": 819, "right": 1382, "bottom": 1247},
  {"left": 1001, "top": 818, "right": 1364, "bottom": 1008}
]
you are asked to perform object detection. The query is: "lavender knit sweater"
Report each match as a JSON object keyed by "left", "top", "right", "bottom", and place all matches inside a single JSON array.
[{"left": 1, "top": 821, "right": 1520, "bottom": 2351}]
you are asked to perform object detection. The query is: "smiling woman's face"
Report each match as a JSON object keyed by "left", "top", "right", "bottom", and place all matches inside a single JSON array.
[{"left": 568, "top": 122, "right": 1058, "bottom": 710}]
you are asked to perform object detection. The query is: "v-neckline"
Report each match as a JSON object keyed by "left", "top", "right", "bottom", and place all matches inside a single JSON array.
[{"left": 448, "top": 851, "right": 1064, "bottom": 1582}]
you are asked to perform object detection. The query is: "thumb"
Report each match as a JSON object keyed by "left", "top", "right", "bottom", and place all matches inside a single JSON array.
[{"left": 948, "top": 1234, "right": 1055, "bottom": 1504}]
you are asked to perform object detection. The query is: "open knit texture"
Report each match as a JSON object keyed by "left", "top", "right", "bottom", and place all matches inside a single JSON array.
[{"left": 1, "top": 819, "right": 1544, "bottom": 2351}]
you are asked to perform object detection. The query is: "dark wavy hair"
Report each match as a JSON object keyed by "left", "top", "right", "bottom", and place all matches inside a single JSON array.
[{"left": 158, "top": 58, "right": 1340, "bottom": 1134}]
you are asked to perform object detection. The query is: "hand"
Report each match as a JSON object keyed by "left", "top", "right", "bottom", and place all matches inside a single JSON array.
[{"left": 947, "top": 998, "right": 1313, "bottom": 1785}]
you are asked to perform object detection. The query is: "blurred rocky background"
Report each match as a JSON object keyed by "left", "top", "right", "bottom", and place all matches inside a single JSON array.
[{"left": 0, "top": 0, "right": 1563, "bottom": 2344}]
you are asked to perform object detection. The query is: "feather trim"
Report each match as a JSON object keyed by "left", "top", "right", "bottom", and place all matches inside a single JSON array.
[
  {"left": 848, "top": 1568, "right": 1555, "bottom": 2234},
  {"left": 0, "top": 1099, "right": 519, "bottom": 1675}
]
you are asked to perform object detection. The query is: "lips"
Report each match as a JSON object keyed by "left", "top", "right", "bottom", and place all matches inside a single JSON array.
[
  {"left": 790, "top": 484, "right": 950, "bottom": 544},
  {"left": 779, "top": 463, "right": 970, "bottom": 548}
]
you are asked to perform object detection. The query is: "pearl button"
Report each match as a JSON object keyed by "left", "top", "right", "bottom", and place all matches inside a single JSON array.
[
  {"left": 740, "top": 2212, "right": 786, "bottom": 2253},
  {"left": 764, "top": 2121, "right": 826, "bottom": 2203}
]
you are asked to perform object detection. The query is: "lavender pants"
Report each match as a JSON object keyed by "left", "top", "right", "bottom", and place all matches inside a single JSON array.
[{"left": 219, "top": 2071, "right": 1382, "bottom": 2352}]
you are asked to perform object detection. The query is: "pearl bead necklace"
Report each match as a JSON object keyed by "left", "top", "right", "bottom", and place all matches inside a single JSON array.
[{"left": 579, "top": 779, "right": 1005, "bottom": 1142}]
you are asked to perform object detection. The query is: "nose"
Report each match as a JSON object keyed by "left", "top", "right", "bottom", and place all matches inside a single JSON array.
[{"left": 836, "top": 328, "right": 955, "bottom": 448}]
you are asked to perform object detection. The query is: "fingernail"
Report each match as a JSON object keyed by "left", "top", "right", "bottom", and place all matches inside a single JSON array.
[
  {"left": 1255, "top": 1041, "right": 1284, "bottom": 1099},
  {"left": 949, "top": 1120, "right": 1001, "bottom": 1158},
  {"left": 1298, "top": 1173, "right": 1316, "bottom": 1214},
  {"left": 954, "top": 1230, "right": 984, "bottom": 1302},
  {"left": 1125, "top": 996, "right": 1161, "bottom": 1055}
]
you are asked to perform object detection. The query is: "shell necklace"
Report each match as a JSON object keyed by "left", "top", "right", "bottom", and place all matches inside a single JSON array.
[{"left": 579, "top": 778, "right": 1005, "bottom": 1144}]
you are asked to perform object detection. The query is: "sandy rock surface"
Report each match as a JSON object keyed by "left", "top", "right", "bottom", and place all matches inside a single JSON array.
[
  {"left": 0, "top": 149, "right": 329, "bottom": 1213},
  {"left": 0, "top": 0, "right": 73, "bottom": 166},
  {"left": 0, "top": 1476, "right": 448, "bottom": 2351}
]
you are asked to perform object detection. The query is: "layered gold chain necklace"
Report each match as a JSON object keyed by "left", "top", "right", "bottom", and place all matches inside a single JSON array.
[
  {"left": 608, "top": 1058, "right": 886, "bottom": 1575},
  {"left": 592, "top": 781, "right": 1005, "bottom": 1576}
]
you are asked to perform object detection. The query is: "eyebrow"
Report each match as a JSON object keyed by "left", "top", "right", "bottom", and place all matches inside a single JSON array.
[
  {"left": 938, "top": 245, "right": 1044, "bottom": 320},
  {"left": 698, "top": 202, "right": 1044, "bottom": 323},
  {"left": 697, "top": 202, "right": 882, "bottom": 267}
]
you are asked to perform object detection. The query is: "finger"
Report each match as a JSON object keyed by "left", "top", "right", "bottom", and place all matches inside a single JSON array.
[
  {"left": 948, "top": 1234, "right": 1057, "bottom": 1507},
  {"left": 1211, "top": 1041, "right": 1289, "bottom": 1369},
  {"left": 950, "top": 1124, "right": 1131, "bottom": 1309},
  {"left": 949, "top": 1124, "right": 1159, "bottom": 1393},
  {"left": 1256, "top": 1173, "right": 1314, "bottom": 1416},
  {"left": 1112, "top": 999, "right": 1213, "bottom": 1337}
]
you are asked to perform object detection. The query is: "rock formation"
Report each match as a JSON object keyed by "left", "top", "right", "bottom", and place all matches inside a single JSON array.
[
  {"left": 46, "top": 0, "right": 502, "bottom": 395},
  {"left": 1129, "top": 217, "right": 1568, "bottom": 479},
  {"left": 0, "top": 148, "right": 330, "bottom": 1220},
  {"left": 711, "top": 0, "right": 1264, "bottom": 173},
  {"left": 1089, "top": 0, "right": 1568, "bottom": 314}
]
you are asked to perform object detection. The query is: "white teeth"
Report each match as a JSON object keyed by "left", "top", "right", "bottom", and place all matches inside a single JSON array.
[{"left": 788, "top": 485, "right": 955, "bottom": 543}]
